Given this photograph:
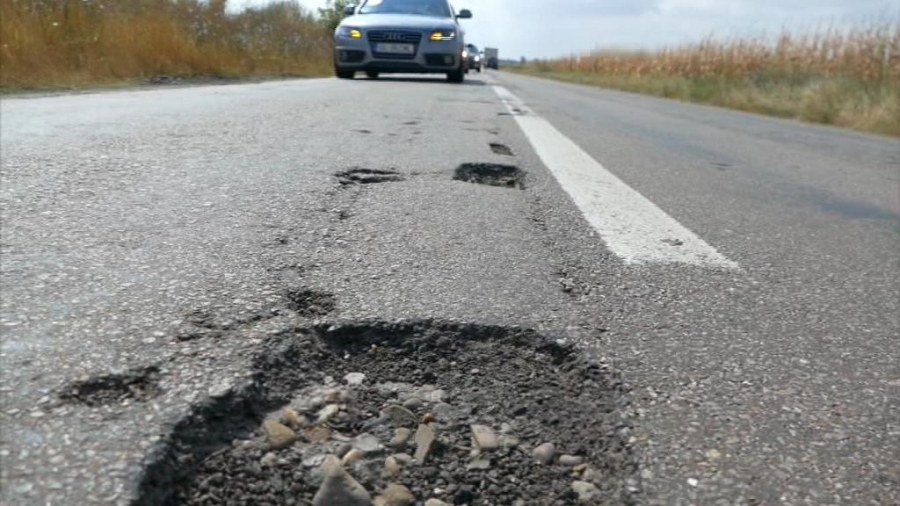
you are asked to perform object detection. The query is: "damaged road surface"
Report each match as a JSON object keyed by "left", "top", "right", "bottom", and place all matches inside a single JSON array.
[
  {"left": 139, "top": 322, "right": 636, "bottom": 505},
  {"left": 2, "top": 72, "right": 899, "bottom": 506}
]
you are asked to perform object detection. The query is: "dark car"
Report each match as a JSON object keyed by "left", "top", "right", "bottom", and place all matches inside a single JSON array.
[
  {"left": 465, "top": 43, "right": 482, "bottom": 72},
  {"left": 334, "top": 0, "right": 473, "bottom": 83}
]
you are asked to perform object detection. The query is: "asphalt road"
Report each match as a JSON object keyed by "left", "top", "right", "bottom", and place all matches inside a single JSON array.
[{"left": 1, "top": 71, "right": 898, "bottom": 505}]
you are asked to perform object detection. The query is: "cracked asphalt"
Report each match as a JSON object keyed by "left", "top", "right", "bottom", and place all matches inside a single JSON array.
[{"left": 1, "top": 72, "right": 898, "bottom": 505}]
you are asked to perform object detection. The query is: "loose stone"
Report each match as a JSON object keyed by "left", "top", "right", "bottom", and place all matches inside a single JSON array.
[
  {"left": 304, "top": 425, "right": 332, "bottom": 443},
  {"left": 572, "top": 480, "right": 600, "bottom": 501},
  {"left": 533, "top": 442, "right": 556, "bottom": 464},
  {"left": 470, "top": 425, "right": 499, "bottom": 451},
  {"left": 402, "top": 397, "right": 424, "bottom": 411},
  {"left": 383, "top": 405, "right": 417, "bottom": 427},
  {"left": 432, "top": 403, "right": 454, "bottom": 417},
  {"left": 582, "top": 467, "right": 604, "bottom": 485},
  {"left": 281, "top": 408, "right": 307, "bottom": 430},
  {"left": 260, "top": 452, "right": 278, "bottom": 466},
  {"left": 389, "top": 428, "right": 412, "bottom": 449},
  {"left": 353, "top": 433, "right": 382, "bottom": 454},
  {"left": 312, "top": 455, "right": 372, "bottom": 506},
  {"left": 414, "top": 424, "right": 436, "bottom": 463},
  {"left": 384, "top": 456, "right": 401, "bottom": 476},
  {"left": 466, "top": 459, "right": 491, "bottom": 470},
  {"left": 261, "top": 419, "right": 297, "bottom": 450},
  {"left": 342, "top": 449, "right": 364, "bottom": 465},
  {"left": 344, "top": 372, "right": 366, "bottom": 386},
  {"left": 317, "top": 404, "right": 341, "bottom": 424},
  {"left": 559, "top": 455, "right": 584, "bottom": 466},
  {"left": 374, "top": 483, "right": 415, "bottom": 506},
  {"left": 392, "top": 453, "right": 414, "bottom": 466}
]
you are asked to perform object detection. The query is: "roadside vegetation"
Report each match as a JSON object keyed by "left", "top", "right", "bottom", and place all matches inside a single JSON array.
[
  {"left": 518, "top": 21, "right": 900, "bottom": 136},
  {"left": 0, "top": 0, "right": 339, "bottom": 91}
]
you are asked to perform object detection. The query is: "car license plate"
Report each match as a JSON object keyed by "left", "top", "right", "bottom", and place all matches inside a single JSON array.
[{"left": 375, "top": 43, "right": 415, "bottom": 55}]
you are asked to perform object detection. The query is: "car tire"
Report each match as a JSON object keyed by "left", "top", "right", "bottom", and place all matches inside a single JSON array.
[
  {"left": 447, "top": 65, "right": 465, "bottom": 83},
  {"left": 335, "top": 67, "right": 355, "bottom": 79},
  {"left": 366, "top": 71, "right": 379, "bottom": 79}
]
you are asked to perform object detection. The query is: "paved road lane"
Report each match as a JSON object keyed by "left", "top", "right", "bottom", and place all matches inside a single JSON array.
[
  {"left": 1, "top": 72, "right": 898, "bottom": 505},
  {"left": 489, "top": 71, "right": 900, "bottom": 505}
]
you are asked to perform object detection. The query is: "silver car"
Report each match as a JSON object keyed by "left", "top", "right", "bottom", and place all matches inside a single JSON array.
[{"left": 334, "top": 0, "right": 472, "bottom": 83}]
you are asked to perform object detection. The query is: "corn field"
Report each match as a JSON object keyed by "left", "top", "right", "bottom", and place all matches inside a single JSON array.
[{"left": 523, "top": 21, "right": 900, "bottom": 135}]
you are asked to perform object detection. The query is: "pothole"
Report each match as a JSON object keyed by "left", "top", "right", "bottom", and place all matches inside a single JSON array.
[
  {"left": 454, "top": 163, "right": 525, "bottom": 190},
  {"left": 176, "top": 308, "right": 279, "bottom": 341},
  {"left": 285, "top": 289, "right": 336, "bottom": 317},
  {"left": 60, "top": 366, "right": 162, "bottom": 407},
  {"left": 489, "top": 143, "right": 515, "bottom": 156},
  {"left": 336, "top": 168, "right": 405, "bottom": 186},
  {"left": 136, "top": 321, "right": 636, "bottom": 505}
]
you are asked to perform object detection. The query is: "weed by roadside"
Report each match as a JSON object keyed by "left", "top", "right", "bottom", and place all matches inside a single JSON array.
[
  {"left": 0, "top": 0, "right": 334, "bottom": 91},
  {"left": 516, "top": 21, "right": 900, "bottom": 136}
]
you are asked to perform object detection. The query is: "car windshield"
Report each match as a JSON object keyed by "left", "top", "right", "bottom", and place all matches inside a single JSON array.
[{"left": 358, "top": 0, "right": 451, "bottom": 17}]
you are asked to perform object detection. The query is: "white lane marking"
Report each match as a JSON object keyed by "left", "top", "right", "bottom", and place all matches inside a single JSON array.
[{"left": 493, "top": 85, "right": 738, "bottom": 268}]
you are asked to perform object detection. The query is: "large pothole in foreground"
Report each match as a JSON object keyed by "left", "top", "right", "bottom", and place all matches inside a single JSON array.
[{"left": 138, "top": 321, "right": 636, "bottom": 505}]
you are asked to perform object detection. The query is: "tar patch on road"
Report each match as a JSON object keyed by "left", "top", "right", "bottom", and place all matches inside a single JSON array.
[
  {"left": 135, "top": 320, "right": 637, "bottom": 506},
  {"left": 284, "top": 289, "right": 336, "bottom": 317},
  {"left": 60, "top": 365, "right": 162, "bottom": 407},
  {"left": 336, "top": 168, "right": 405, "bottom": 186},
  {"left": 489, "top": 143, "right": 515, "bottom": 156},
  {"left": 454, "top": 163, "right": 525, "bottom": 190}
]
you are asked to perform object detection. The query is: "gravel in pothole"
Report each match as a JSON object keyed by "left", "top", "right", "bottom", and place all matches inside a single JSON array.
[
  {"left": 60, "top": 365, "right": 162, "bottom": 407},
  {"left": 154, "top": 321, "right": 636, "bottom": 505},
  {"left": 453, "top": 163, "right": 525, "bottom": 190},
  {"left": 284, "top": 289, "right": 336, "bottom": 317}
]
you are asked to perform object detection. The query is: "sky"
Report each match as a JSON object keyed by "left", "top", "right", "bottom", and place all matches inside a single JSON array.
[{"left": 233, "top": 0, "right": 898, "bottom": 58}]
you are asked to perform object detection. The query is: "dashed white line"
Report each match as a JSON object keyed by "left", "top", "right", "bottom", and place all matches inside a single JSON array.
[{"left": 492, "top": 85, "right": 737, "bottom": 268}]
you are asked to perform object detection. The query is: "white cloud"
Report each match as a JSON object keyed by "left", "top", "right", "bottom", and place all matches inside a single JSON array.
[{"left": 231, "top": 0, "right": 898, "bottom": 58}]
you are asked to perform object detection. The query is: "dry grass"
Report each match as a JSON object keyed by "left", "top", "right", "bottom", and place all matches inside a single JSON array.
[
  {"left": 1, "top": 0, "right": 334, "bottom": 91},
  {"left": 519, "top": 21, "right": 900, "bottom": 136}
]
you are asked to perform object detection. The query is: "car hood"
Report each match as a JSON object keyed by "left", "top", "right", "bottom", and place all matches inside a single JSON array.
[{"left": 341, "top": 13, "right": 457, "bottom": 31}]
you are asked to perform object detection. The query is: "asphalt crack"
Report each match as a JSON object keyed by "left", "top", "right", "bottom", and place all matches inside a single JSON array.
[
  {"left": 490, "top": 143, "right": 515, "bottom": 156},
  {"left": 336, "top": 168, "right": 405, "bottom": 186}
]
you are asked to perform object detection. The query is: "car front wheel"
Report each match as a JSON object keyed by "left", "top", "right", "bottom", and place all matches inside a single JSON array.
[
  {"left": 447, "top": 65, "right": 465, "bottom": 83},
  {"left": 335, "top": 67, "right": 355, "bottom": 79}
]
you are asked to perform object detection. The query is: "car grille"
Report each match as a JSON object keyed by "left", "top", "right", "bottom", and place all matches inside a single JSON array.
[{"left": 367, "top": 31, "right": 422, "bottom": 43}]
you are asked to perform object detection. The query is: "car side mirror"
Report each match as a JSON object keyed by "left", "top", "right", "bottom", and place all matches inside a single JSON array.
[
  {"left": 457, "top": 9, "right": 472, "bottom": 19},
  {"left": 344, "top": 5, "right": 356, "bottom": 15}
]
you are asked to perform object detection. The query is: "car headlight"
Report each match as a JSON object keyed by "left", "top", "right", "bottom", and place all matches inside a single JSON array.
[
  {"left": 462, "top": 50, "right": 469, "bottom": 58},
  {"left": 430, "top": 30, "right": 456, "bottom": 41},
  {"left": 474, "top": 55, "right": 481, "bottom": 62},
  {"left": 337, "top": 26, "right": 362, "bottom": 39}
]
